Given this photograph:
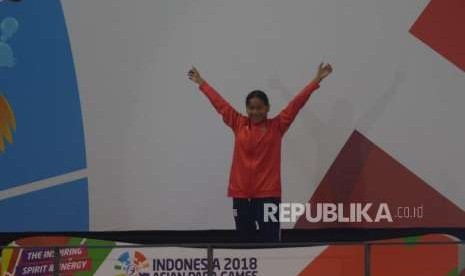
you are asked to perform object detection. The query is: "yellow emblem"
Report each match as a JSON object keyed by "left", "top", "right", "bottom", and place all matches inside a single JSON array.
[{"left": 0, "top": 94, "right": 16, "bottom": 152}]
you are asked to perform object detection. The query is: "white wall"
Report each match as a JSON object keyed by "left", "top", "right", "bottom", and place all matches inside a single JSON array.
[{"left": 61, "top": 0, "right": 465, "bottom": 230}]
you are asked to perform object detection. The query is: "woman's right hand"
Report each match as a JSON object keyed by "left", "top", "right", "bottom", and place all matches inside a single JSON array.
[{"left": 188, "top": 66, "right": 205, "bottom": 85}]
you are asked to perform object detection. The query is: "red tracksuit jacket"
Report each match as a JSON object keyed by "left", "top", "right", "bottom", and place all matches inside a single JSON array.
[{"left": 199, "top": 80, "right": 320, "bottom": 198}]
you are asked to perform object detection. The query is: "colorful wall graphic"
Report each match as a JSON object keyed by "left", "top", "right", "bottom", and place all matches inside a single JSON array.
[{"left": 0, "top": 0, "right": 88, "bottom": 231}]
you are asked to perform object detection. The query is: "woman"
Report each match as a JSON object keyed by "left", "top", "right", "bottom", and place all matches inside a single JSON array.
[{"left": 188, "top": 63, "right": 333, "bottom": 242}]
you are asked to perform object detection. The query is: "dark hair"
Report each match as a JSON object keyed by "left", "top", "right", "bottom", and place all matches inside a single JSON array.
[{"left": 246, "top": 90, "right": 269, "bottom": 107}]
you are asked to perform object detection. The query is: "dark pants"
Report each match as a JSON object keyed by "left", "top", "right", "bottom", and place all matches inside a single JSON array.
[{"left": 233, "top": 197, "right": 281, "bottom": 242}]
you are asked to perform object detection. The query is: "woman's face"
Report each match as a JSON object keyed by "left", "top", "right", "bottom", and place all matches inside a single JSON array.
[{"left": 246, "top": 97, "right": 269, "bottom": 124}]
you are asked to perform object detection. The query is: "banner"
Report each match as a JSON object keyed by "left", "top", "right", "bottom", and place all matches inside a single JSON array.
[{"left": 0, "top": 234, "right": 461, "bottom": 276}]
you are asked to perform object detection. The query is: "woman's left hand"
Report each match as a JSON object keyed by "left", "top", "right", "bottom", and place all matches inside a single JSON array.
[{"left": 315, "top": 63, "right": 333, "bottom": 83}]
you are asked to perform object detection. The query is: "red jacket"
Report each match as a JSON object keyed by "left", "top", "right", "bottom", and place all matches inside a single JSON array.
[{"left": 199, "top": 80, "right": 320, "bottom": 198}]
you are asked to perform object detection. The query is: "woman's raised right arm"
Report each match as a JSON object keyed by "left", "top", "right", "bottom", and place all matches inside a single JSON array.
[{"left": 188, "top": 67, "right": 242, "bottom": 130}]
